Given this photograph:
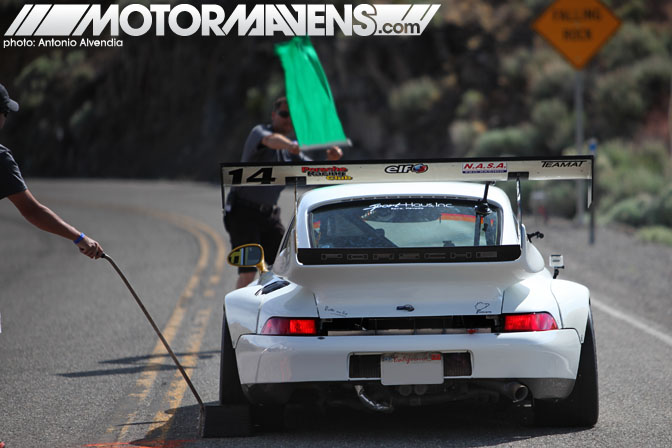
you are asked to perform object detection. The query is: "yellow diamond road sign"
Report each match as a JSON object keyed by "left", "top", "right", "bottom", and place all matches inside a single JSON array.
[{"left": 533, "top": 0, "right": 621, "bottom": 69}]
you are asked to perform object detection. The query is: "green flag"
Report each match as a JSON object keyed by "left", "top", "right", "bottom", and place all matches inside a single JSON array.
[{"left": 275, "top": 36, "right": 349, "bottom": 150}]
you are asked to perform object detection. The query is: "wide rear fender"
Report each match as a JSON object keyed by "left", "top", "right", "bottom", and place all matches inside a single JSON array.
[
  {"left": 225, "top": 285, "right": 262, "bottom": 349},
  {"left": 502, "top": 273, "right": 562, "bottom": 327},
  {"left": 225, "top": 281, "right": 317, "bottom": 348},
  {"left": 551, "top": 280, "right": 591, "bottom": 342}
]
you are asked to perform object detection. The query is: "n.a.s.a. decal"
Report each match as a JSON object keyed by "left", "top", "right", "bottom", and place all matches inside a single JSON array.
[{"left": 462, "top": 162, "right": 507, "bottom": 174}]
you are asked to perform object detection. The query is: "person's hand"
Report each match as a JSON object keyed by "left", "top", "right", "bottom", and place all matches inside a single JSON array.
[
  {"left": 77, "top": 236, "right": 104, "bottom": 259},
  {"left": 288, "top": 142, "right": 300, "bottom": 155},
  {"left": 326, "top": 146, "right": 343, "bottom": 161}
]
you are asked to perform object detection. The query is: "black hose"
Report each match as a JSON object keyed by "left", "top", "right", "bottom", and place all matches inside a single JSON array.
[{"left": 101, "top": 253, "right": 205, "bottom": 411}]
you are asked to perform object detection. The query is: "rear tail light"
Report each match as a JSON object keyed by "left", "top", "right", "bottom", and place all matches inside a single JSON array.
[
  {"left": 261, "top": 317, "right": 318, "bottom": 335},
  {"left": 503, "top": 313, "right": 558, "bottom": 332}
]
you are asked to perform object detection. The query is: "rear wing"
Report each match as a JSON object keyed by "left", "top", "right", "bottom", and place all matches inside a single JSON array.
[
  {"left": 220, "top": 155, "right": 593, "bottom": 204},
  {"left": 220, "top": 156, "right": 593, "bottom": 260}
]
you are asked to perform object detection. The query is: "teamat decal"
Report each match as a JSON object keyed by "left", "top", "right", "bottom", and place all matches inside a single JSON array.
[
  {"left": 384, "top": 163, "right": 429, "bottom": 174},
  {"left": 301, "top": 166, "right": 352, "bottom": 181},
  {"left": 541, "top": 160, "right": 586, "bottom": 168},
  {"left": 462, "top": 162, "right": 507, "bottom": 174}
]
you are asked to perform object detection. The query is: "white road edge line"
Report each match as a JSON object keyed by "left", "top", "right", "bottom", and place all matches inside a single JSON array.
[{"left": 592, "top": 297, "right": 672, "bottom": 347}]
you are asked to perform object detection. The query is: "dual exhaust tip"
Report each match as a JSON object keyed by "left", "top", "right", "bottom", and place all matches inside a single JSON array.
[{"left": 355, "top": 382, "right": 529, "bottom": 413}]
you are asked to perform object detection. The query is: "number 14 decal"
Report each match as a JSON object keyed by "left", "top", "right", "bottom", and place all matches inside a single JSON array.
[{"left": 228, "top": 168, "right": 276, "bottom": 185}]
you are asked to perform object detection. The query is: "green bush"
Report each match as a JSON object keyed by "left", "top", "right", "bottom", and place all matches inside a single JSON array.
[
  {"left": 647, "top": 184, "right": 672, "bottom": 227},
  {"left": 591, "top": 55, "right": 672, "bottom": 139},
  {"left": 598, "top": 23, "right": 668, "bottom": 70},
  {"left": 545, "top": 181, "right": 577, "bottom": 218},
  {"left": 456, "top": 90, "right": 485, "bottom": 119},
  {"left": 598, "top": 141, "right": 667, "bottom": 206},
  {"left": 449, "top": 120, "right": 486, "bottom": 156},
  {"left": 636, "top": 226, "right": 672, "bottom": 246},
  {"left": 595, "top": 139, "right": 672, "bottom": 225},
  {"left": 631, "top": 56, "right": 672, "bottom": 109},
  {"left": 16, "top": 50, "right": 94, "bottom": 110},
  {"left": 531, "top": 99, "right": 573, "bottom": 152},
  {"left": 472, "top": 124, "right": 537, "bottom": 157},
  {"left": 528, "top": 56, "right": 575, "bottom": 103},
  {"left": 614, "top": 0, "right": 647, "bottom": 22},
  {"left": 389, "top": 77, "right": 441, "bottom": 114},
  {"left": 605, "top": 194, "right": 653, "bottom": 226},
  {"left": 592, "top": 70, "right": 646, "bottom": 137},
  {"left": 500, "top": 49, "right": 531, "bottom": 87},
  {"left": 634, "top": 140, "right": 670, "bottom": 177}
]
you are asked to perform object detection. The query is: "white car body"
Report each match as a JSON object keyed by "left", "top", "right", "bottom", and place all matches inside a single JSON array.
[{"left": 220, "top": 157, "right": 597, "bottom": 427}]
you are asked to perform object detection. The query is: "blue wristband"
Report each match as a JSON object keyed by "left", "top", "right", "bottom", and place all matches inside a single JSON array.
[{"left": 73, "top": 233, "right": 85, "bottom": 244}]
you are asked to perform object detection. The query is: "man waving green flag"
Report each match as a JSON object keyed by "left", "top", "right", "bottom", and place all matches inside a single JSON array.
[{"left": 275, "top": 36, "right": 349, "bottom": 150}]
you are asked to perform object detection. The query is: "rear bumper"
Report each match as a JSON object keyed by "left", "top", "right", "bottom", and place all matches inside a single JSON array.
[{"left": 235, "top": 330, "right": 581, "bottom": 398}]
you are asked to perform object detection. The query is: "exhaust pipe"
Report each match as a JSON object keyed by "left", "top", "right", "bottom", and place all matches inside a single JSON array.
[
  {"left": 354, "top": 382, "right": 528, "bottom": 413},
  {"left": 502, "top": 382, "right": 529, "bottom": 402},
  {"left": 477, "top": 381, "right": 529, "bottom": 403},
  {"left": 354, "top": 385, "right": 394, "bottom": 413}
]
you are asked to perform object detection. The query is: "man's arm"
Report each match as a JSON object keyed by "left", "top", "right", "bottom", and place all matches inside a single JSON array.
[
  {"left": 261, "top": 133, "right": 300, "bottom": 155},
  {"left": 262, "top": 135, "right": 343, "bottom": 161},
  {"left": 8, "top": 189, "right": 103, "bottom": 258}
]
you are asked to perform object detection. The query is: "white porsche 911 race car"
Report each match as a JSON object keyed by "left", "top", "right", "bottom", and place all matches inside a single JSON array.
[{"left": 218, "top": 157, "right": 597, "bottom": 434}]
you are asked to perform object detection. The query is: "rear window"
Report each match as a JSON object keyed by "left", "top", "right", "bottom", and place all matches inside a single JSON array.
[{"left": 309, "top": 199, "right": 500, "bottom": 249}]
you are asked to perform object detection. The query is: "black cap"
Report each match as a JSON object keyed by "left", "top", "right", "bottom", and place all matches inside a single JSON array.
[{"left": 0, "top": 83, "right": 20, "bottom": 113}]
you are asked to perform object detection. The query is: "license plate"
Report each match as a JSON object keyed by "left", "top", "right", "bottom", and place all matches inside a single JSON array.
[{"left": 380, "top": 352, "right": 443, "bottom": 385}]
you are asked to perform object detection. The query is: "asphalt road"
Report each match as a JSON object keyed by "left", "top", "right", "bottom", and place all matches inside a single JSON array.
[{"left": 1, "top": 180, "right": 671, "bottom": 448}]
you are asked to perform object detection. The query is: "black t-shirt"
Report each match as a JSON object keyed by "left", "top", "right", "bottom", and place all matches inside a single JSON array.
[
  {"left": 0, "top": 144, "right": 27, "bottom": 200},
  {"left": 229, "top": 124, "right": 309, "bottom": 206}
]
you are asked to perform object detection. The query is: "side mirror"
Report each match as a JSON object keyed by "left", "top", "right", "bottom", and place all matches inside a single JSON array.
[
  {"left": 549, "top": 254, "right": 564, "bottom": 279},
  {"left": 228, "top": 244, "right": 267, "bottom": 272}
]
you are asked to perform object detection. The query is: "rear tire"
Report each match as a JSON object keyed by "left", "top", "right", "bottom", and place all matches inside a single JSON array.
[
  {"left": 219, "top": 314, "right": 248, "bottom": 404},
  {"left": 213, "top": 313, "right": 253, "bottom": 436},
  {"left": 534, "top": 312, "right": 599, "bottom": 427}
]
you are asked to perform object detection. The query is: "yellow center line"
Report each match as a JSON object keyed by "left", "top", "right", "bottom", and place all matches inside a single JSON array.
[
  {"left": 42, "top": 196, "right": 230, "bottom": 442},
  {"left": 149, "top": 308, "right": 213, "bottom": 438},
  {"left": 110, "top": 208, "right": 229, "bottom": 442},
  {"left": 144, "top": 216, "right": 229, "bottom": 441},
  {"left": 113, "top": 220, "right": 210, "bottom": 442}
]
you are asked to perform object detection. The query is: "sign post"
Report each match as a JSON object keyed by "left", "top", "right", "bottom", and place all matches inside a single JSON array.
[
  {"left": 533, "top": 0, "right": 620, "bottom": 237},
  {"left": 588, "top": 138, "right": 598, "bottom": 245}
]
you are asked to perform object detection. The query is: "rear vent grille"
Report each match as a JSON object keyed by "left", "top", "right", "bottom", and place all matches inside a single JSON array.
[
  {"left": 323, "top": 315, "right": 501, "bottom": 336},
  {"left": 349, "top": 352, "right": 472, "bottom": 379},
  {"left": 349, "top": 354, "right": 381, "bottom": 378},
  {"left": 443, "top": 352, "right": 472, "bottom": 376}
]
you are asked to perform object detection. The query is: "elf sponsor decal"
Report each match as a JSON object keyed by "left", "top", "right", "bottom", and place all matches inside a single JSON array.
[
  {"left": 462, "top": 162, "right": 507, "bottom": 174},
  {"left": 541, "top": 160, "right": 586, "bottom": 168},
  {"left": 384, "top": 163, "right": 429, "bottom": 174},
  {"left": 302, "top": 166, "right": 352, "bottom": 181}
]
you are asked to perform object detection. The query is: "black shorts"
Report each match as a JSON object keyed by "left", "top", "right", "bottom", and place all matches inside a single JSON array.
[{"left": 224, "top": 203, "right": 285, "bottom": 274}]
